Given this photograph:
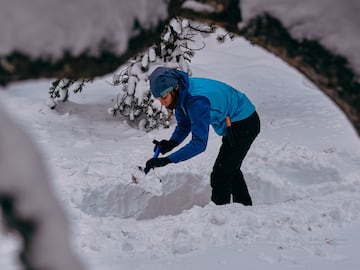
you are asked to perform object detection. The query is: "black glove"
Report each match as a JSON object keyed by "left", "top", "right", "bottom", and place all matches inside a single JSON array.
[
  {"left": 153, "top": 139, "right": 178, "bottom": 155},
  {"left": 145, "top": 157, "right": 171, "bottom": 173}
]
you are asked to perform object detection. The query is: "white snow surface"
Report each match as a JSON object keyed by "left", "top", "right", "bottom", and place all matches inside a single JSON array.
[
  {"left": 240, "top": 0, "right": 360, "bottom": 75},
  {"left": 0, "top": 0, "right": 167, "bottom": 58},
  {"left": 1, "top": 32, "right": 360, "bottom": 269}
]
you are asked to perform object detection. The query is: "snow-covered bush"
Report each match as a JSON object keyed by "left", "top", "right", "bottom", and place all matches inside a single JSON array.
[
  {"left": 47, "top": 78, "right": 93, "bottom": 109},
  {"left": 47, "top": 18, "right": 215, "bottom": 131},
  {"left": 108, "top": 18, "right": 215, "bottom": 131}
]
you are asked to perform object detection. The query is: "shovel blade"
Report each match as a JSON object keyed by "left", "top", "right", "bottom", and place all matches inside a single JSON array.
[{"left": 138, "top": 145, "right": 160, "bottom": 175}]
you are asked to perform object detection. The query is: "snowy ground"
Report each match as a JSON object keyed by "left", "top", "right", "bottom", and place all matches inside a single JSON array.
[{"left": 1, "top": 33, "right": 360, "bottom": 270}]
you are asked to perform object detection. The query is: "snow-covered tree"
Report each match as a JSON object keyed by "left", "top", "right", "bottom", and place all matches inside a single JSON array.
[
  {"left": 47, "top": 18, "right": 215, "bottom": 131},
  {"left": 108, "top": 18, "right": 215, "bottom": 131}
]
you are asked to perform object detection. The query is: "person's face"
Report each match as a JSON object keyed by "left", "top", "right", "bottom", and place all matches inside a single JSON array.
[
  {"left": 158, "top": 92, "right": 173, "bottom": 107},
  {"left": 158, "top": 85, "right": 179, "bottom": 109}
]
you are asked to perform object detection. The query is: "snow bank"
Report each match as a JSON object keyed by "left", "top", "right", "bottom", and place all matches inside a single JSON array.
[{"left": 73, "top": 172, "right": 210, "bottom": 219}]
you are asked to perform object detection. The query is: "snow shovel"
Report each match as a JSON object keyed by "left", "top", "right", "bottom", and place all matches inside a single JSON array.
[{"left": 138, "top": 145, "right": 161, "bottom": 174}]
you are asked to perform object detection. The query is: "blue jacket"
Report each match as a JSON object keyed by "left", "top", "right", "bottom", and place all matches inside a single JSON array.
[{"left": 168, "top": 75, "right": 255, "bottom": 163}]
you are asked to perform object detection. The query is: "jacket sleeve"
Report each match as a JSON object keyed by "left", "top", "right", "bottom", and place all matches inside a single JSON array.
[
  {"left": 170, "top": 106, "right": 191, "bottom": 145},
  {"left": 168, "top": 96, "right": 211, "bottom": 163}
]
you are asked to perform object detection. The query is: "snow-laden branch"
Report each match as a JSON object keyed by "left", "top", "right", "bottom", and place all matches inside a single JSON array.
[
  {"left": 0, "top": 0, "right": 171, "bottom": 85},
  {"left": 237, "top": 0, "right": 360, "bottom": 137}
]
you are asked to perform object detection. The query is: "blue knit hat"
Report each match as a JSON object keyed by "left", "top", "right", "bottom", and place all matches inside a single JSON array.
[{"left": 149, "top": 67, "right": 179, "bottom": 98}]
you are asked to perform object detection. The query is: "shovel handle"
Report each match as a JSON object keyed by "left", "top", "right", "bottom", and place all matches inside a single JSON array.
[
  {"left": 144, "top": 145, "right": 161, "bottom": 175},
  {"left": 153, "top": 145, "right": 161, "bottom": 158}
]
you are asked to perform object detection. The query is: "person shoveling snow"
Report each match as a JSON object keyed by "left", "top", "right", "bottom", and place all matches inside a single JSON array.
[{"left": 144, "top": 67, "right": 260, "bottom": 206}]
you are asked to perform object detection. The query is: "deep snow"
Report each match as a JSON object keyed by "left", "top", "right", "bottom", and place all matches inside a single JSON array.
[{"left": 1, "top": 32, "right": 360, "bottom": 270}]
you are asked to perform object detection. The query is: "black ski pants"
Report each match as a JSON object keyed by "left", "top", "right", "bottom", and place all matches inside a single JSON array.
[{"left": 210, "top": 111, "right": 260, "bottom": 205}]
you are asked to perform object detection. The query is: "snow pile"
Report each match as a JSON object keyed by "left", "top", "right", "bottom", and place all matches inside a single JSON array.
[{"left": 73, "top": 171, "right": 210, "bottom": 220}]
